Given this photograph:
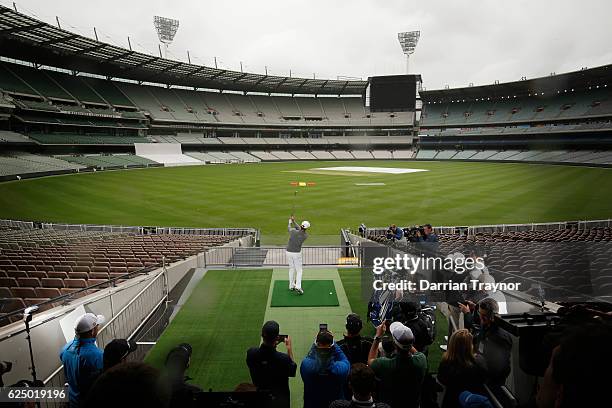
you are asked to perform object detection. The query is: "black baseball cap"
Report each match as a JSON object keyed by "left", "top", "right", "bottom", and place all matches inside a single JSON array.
[
  {"left": 346, "top": 313, "right": 363, "bottom": 333},
  {"left": 103, "top": 339, "right": 137, "bottom": 369},
  {"left": 262, "top": 320, "right": 280, "bottom": 340}
]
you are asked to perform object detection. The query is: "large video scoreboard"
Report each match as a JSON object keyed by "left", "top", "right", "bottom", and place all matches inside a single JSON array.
[{"left": 368, "top": 74, "right": 420, "bottom": 112}]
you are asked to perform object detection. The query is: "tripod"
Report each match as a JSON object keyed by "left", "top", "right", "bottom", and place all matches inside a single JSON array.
[{"left": 23, "top": 308, "right": 41, "bottom": 408}]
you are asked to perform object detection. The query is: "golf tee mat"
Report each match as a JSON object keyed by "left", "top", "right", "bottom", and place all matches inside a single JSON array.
[{"left": 270, "top": 279, "right": 339, "bottom": 307}]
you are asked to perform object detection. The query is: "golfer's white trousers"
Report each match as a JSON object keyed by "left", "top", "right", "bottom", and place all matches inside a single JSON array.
[{"left": 287, "top": 250, "right": 303, "bottom": 290}]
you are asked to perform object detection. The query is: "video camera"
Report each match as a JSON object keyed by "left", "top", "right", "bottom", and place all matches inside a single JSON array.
[
  {"left": 498, "top": 301, "right": 612, "bottom": 377},
  {"left": 403, "top": 226, "right": 425, "bottom": 242}
]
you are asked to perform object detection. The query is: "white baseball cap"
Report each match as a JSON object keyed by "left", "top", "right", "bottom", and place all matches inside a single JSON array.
[
  {"left": 301, "top": 220, "right": 311, "bottom": 229},
  {"left": 389, "top": 322, "right": 414, "bottom": 350},
  {"left": 75, "top": 313, "right": 105, "bottom": 334}
]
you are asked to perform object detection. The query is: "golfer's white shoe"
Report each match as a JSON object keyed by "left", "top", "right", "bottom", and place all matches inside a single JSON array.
[{"left": 296, "top": 288, "right": 304, "bottom": 295}]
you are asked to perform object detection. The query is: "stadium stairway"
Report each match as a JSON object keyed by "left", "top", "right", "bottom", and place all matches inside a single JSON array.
[{"left": 228, "top": 247, "right": 269, "bottom": 267}]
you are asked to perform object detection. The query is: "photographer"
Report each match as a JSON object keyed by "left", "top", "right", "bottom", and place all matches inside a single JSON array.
[
  {"left": 368, "top": 322, "right": 427, "bottom": 408},
  {"left": 385, "top": 225, "right": 403, "bottom": 241},
  {"left": 460, "top": 298, "right": 512, "bottom": 386},
  {"left": 416, "top": 224, "right": 438, "bottom": 243},
  {"left": 337, "top": 314, "right": 373, "bottom": 366},
  {"left": 300, "top": 329, "right": 350, "bottom": 408},
  {"left": 394, "top": 301, "right": 434, "bottom": 354},
  {"left": 165, "top": 343, "right": 202, "bottom": 408},
  {"left": 60, "top": 313, "right": 105, "bottom": 407},
  {"left": 359, "top": 223, "right": 367, "bottom": 238},
  {"left": 337, "top": 314, "right": 373, "bottom": 400},
  {"left": 247, "top": 321, "right": 297, "bottom": 408}
]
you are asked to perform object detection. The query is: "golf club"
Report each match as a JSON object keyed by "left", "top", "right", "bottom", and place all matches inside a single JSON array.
[{"left": 291, "top": 190, "right": 298, "bottom": 215}]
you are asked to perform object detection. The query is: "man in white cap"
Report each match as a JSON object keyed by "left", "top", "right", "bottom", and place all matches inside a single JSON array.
[
  {"left": 286, "top": 215, "right": 309, "bottom": 295},
  {"left": 367, "top": 321, "right": 427, "bottom": 408},
  {"left": 59, "top": 312, "right": 105, "bottom": 407}
]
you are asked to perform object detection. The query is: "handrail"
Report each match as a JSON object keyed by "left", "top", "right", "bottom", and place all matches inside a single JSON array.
[
  {"left": 0, "top": 218, "right": 258, "bottom": 236},
  {"left": 359, "top": 218, "right": 612, "bottom": 236}
]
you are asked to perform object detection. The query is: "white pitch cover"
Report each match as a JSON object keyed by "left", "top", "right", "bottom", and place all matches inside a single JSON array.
[{"left": 135, "top": 143, "right": 202, "bottom": 166}]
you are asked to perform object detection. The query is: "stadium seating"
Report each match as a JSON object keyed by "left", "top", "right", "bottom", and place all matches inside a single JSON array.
[
  {"left": 420, "top": 88, "right": 612, "bottom": 127},
  {"left": 0, "top": 225, "right": 244, "bottom": 324},
  {"left": 0, "top": 131, "right": 31, "bottom": 143},
  {"left": 0, "top": 62, "right": 411, "bottom": 128},
  {"left": 59, "top": 154, "right": 158, "bottom": 168},
  {"left": 368, "top": 226, "right": 612, "bottom": 302},
  {"left": 28, "top": 133, "right": 150, "bottom": 145},
  {"left": 414, "top": 148, "right": 612, "bottom": 165},
  {"left": 0, "top": 152, "right": 83, "bottom": 176}
]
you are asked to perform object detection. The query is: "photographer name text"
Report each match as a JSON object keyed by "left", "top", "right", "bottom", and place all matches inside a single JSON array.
[{"left": 372, "top": 279, "right": 521, "bottom": 292}]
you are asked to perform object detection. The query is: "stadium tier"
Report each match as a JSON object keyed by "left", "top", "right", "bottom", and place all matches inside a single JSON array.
[
  {"left": 0, "top": 61, "right": 410, "bottom": 129},
  {"left": 0, "top": 224, "right": 247, "bottom": 324}
]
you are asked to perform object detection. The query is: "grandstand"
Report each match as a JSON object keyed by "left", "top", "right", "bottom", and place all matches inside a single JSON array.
[
  {"left": 0, "top": 223, "right": 251, "bottom": 324},
  {"left": 0, "top": 3, "right": 611, "bottom": 408},
  {"left": 417, "top": 65, "right": 612, "bottom": 165}
]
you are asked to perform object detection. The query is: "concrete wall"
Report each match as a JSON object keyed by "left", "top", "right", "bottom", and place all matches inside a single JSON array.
[{"left": 0, "top": 252, "right": 202, "bottom": 385}]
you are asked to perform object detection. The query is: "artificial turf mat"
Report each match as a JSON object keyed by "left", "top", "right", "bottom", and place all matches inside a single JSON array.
[
  {"left": 144, "top": 269, "right": 272, "bottom": 391},
  {"left": 270, "top": 280, "right": 339, "bottom": 307},
  {"left": 2, "top": 160, "right": 611, "bottom": 245}
]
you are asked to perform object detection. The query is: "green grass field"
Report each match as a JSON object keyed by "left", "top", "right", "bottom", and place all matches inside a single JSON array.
[
  {"left": 145, "top": 269, "right": 272, "bottom": 390},
  {"left": 1, "top": 160, "right": 611, "bottom": 244},
  {"left": 146, "top": 267, "right": 447, "bottom": 407}
]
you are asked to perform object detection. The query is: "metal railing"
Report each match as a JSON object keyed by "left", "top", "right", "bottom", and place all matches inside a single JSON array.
[
  {"left": 40, "top": 266, "right": 169, "bottom": 407},
  {"left": 0, "top": 219, "right": 258, "bottom": 237},
  {"left": 358, "top": 218, "right": 612, "bottom": 237},
  {"left": 201, "top": 245, "right": 360, "bottom": 267}
]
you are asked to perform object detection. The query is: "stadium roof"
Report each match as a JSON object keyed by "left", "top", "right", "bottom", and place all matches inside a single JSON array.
[
  {"left": 420, "top": 64, "right": 612, "bottom": 102},
  {"left": 0, "top": 5, "right": 368, "bottom": 95}
]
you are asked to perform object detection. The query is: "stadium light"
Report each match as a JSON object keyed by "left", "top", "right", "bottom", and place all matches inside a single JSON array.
[
  {"left": 398, "top": 31, "right": 420, "bottom": 74},
  {"left": 154, "top": 16, "right": 180, "bottom": 58}
]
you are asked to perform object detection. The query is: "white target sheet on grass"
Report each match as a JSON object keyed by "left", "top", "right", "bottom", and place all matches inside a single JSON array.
[{"left": 314, "top": 166, "right": 429, "bottom": 174}]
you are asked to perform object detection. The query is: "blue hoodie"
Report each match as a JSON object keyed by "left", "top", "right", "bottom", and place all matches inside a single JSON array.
[{"left": 300, "top": 343, "right": 350, "bottom": 408}]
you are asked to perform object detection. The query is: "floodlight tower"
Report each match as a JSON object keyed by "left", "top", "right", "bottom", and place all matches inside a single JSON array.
[
  {"left": 154, "top": 16, "right": 180, "bottom": 58},
  {"left": 398, "top": 31, "right": 420, "bottom": 74}
]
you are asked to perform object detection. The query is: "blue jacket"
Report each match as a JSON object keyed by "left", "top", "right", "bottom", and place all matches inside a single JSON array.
[
  {"left": 300, "top": 343, "right": 350, "bottom": 408},
  {"left": 60, "top": 337, "right": 104, "bottom": 407}
]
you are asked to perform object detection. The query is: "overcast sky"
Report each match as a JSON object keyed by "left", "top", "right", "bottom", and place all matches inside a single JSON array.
[{"left": 3, "top": 0, "right": 612, "bottom": 90}]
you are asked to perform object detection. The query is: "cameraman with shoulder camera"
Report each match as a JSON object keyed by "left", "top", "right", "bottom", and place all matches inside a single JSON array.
[
  {"left": 247, "top": 321, "right": 297, "bottom": 408},
  {"left": 300, "top": 328, "right": 350, "bottom": 408},
  {"left": 416, "top": 224, "right": 438, "bottom": 243}
]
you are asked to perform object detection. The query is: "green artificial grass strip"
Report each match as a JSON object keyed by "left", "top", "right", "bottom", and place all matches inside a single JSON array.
[
  {"left": 428, "top": 308, "right": 449, "bottom": 373},
  {"left": 144, "top": 269, "right": 272, "bottom": 391},
  {"left": 1, "top": 161, "right": 611, "bottom": 245},
  {"left": 270, "top": 280, "right": 339, "bottom": 307},
  {"left": 338, "top": 268, "right": 375, "bottom": 337}
]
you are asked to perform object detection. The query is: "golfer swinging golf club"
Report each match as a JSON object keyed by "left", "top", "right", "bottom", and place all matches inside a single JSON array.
[{"left": 287, "top": 214, "right": 309, "bottom": 295}]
